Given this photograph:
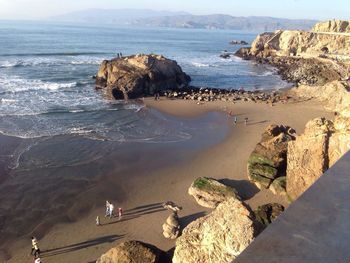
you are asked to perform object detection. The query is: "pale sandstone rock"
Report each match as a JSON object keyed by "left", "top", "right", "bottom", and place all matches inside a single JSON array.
[
  {"left": 173, "top": 198, "right": 258, "bottom": 263},
  {"left": 188, "top": 177, "right": 239, "bottom": 208},
  {"left": 96, "top": 240, "right": 169, "bottom": 263},
  {"left": 286, "top": 117, "right": 350, "bottom": 200},
  {"left": 313, "top": 20, "right": 350, "bottom": 33},
  {"left": 292, "top": 81, "right": 350, "bottom": 117},
  {"left": 162, "top": 213, "right": 180, "bottom": 239}
]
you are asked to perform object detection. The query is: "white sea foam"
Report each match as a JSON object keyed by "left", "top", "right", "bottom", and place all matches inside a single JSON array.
[
  {"left": 192, "top": 62, "right": 210, "bottom": 68},
  {"left": 0, "top": 75, "right": 77, "bottom": 93},
  {"left": 0, "top": 56, "right": 103, "bottom": 68}
]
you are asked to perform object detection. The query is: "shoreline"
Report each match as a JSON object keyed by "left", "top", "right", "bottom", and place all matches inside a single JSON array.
[{"left": 3, "top": 97, "right": 334, "bottom": 263}]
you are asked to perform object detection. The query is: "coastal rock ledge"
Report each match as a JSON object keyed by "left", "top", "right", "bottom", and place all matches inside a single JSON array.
[{"left": 95, "top": 54, "right": 191, "bottom": 100}]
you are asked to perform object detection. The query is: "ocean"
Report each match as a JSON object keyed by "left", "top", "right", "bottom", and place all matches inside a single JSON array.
[
  {"left": 0, "top": 21, "right": 289, "bottom": 245},
  {"left": 0, "top": 21, "right": 288, "bottom": 141}
]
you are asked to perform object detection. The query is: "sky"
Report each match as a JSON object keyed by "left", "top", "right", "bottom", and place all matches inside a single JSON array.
[{"left": 0, "top": 0, "right": 349, "bottom": 20}]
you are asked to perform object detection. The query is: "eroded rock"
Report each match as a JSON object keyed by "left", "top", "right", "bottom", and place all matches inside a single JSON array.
[
  {"left": 287, "top": 117, "right": 350, "bottom": 200},
  {"left": 95, "top": 54, "right": 190, "bottom": 100},
  {"left": 313, "top": 20, "right": 350, "bottom": 33},
  {"left": 96, "top": 240, "right": 170, "bottom": 263},
  {"left": 162, "top": 212, "right": 180, "bottom": 240},
  {"left": 188, "top": 177, "right": 239, "bottom": 208},
  {"left": 254, "top": 203, "right": 285, "bottom": 229},
  {"left": 173, "top": 198, "right": 258, "bottom": 263},
  {"left": 247, "top": 125, "right": 296, "bottom": 191}
]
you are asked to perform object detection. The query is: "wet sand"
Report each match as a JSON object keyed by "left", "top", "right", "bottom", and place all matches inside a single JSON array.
[{"left": 3, "top": 98, "right": 333, "bottom": 263}]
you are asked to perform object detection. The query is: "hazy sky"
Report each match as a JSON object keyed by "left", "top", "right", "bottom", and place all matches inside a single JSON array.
[{"left": 0, "top": 0, "right": 349, "bottom": 20}]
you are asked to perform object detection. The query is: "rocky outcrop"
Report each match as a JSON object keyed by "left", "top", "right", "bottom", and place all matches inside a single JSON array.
[
  {"left": 96, "top": 240, "right": 170, "bottom": 263},
  {"left": 239, "top": 29, "right": 350, "bottom": 58},
  {"left": 235, "top": 22, "right": 350, "bottom": 86},
  {"left": 286, "top": 117, "right": 350, "bottom": 200},
  {"left": 95, "top": 54, "right": 190, "bottom": 100},
  {"left": 254, "top": 203, "right": 285, "bottom": 229},
  {"left": 247, "top": 125, "right": 296, "bottom": 192},
  {"left": 173, "top": 197, "right": 258, "bottom": 263},
  {"left": 313, "top": 20, "right": 350, "bottom": 33},
  {"left": 291, "top": 81, "right": 350, "bottom": 117},
  {"left": 162, "top": 212, "right": 180, "bottom": 239},
  {"left": 188, "top": 177, "right": 239, "bottom": 208}
]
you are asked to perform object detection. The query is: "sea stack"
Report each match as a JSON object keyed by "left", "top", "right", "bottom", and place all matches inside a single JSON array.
[{"left": 95, "top": 54, "right": 191, "bottom": 100}]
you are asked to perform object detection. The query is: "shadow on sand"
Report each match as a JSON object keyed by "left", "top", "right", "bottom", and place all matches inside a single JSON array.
[
  {"left": 179, "top": 211, "right": 207, "bottom": 230},
  {"left": 41, "top": 234, "right": 124, "bottom": 258},
  {"left": 247, "top": 120, "right": 269, "bottom": 126},
  {"left": 219, "top": 179, "right": 260, "bottom": 201},
  {"left": 105, "top": 202, "right": 166, "bottom": 225}
]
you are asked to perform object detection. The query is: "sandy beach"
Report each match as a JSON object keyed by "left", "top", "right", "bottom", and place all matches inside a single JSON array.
[{"left": 2, "top": 97, "right": 334, "bottom": 263}]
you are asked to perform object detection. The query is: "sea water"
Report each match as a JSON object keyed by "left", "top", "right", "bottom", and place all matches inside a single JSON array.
[{"left": 0, "top": 21, "right": 287, "bottom": 141}]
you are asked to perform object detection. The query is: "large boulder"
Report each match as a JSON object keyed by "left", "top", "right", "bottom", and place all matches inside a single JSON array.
[
  {"left": 95, "top": 54, "right": 191, "bottom": 100},
  {"left": 254, "top": 203, "right": 285, "bottom": 229},
  {"left": 188, "top": 177, "right": 239, "bottom": 208},
  {"left": 173, "top": 197, "right": 258, "bottom": 263},
  {"left": 96, "top": 240, "right": 169, "bottom": 263},
  {"left": 286, "top": 117, "right": 350, "bottom": 200},
  {"left": 247, "top": 125, "right": 296, "bottom": 192}
]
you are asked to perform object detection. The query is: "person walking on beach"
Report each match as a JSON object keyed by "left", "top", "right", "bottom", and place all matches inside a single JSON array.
[
  {"left": 30, "top": 236, "right": 40, "bottom": 258},
  {"left": 30, "top": 236, "right": 37, "bottom": 256},
  {"left": 109, "top": 203, "right": 115, "bottom": 219},
  {"left": 234, "top": 116, "right": 237, "bottom": 125},
  {"left": 105, "top": 201, "right": 110, "bottom": 218},
  {"left": 244, "top": 117, "right": 248, "bottom": 125},
  {"left": 96, "top": 216, "right": 100, "bottom": 226},
  {"left": 118, "top": 207, "right": 123, "bottom": 220}
]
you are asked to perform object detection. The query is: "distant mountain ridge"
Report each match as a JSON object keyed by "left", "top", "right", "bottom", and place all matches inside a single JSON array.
[
  {"left": 132, "top": 15, "right": 317, "bottom": 31},
  {"left": 49, "top": 9, "right": 317, "bottom": 31},
  {"left": 50, "top": 9, "right": 190, "bottom": 24}
]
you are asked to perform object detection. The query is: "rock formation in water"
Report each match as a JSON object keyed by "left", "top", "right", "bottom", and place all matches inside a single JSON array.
[
  {"left": 188, "top": 177, "right": 239, "bottom": 208},
  {"left": 247, "top": 125, "right": 296, "bottom": 194},
  {"left": 313, "top": 20, "right": 350, "bottom": 33},
  {"left": 287, "top": 117, "right": 350, "bottom": 200},
  {"left": 96, "top": 240, "right": 170, "bottom": 263},
  {"left": 230, "top": 40, "right": 248, "bottom": 45},
  {"left": 254, "top": 203, "right": 285, "bottom": 229},
  {"left": 173, "top": 197, "right": 258, "bottom": 263},
  {"left": 95, "top": 54, "right": 191, "bottom": 100}
]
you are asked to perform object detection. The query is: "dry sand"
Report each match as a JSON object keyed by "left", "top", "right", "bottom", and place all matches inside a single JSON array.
[{"left": 5, "top": 98, "right": 333, "bottom": 263}]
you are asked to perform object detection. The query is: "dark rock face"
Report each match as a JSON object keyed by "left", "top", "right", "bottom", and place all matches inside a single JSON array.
[
  {"left": 247, "top": 125, "right": 296, "bottom": 192},
  {"left": 95, "top": 54, "right": 191, "bottom": 100},
  {"left": 230, "top": 40, "right": 249, "bottom": 45},
  {"left": 254, "top": 203, "right": 285, "bottom": 228},
  {"left": 96, "top": 240, "right": 170, "bottom": 263}
]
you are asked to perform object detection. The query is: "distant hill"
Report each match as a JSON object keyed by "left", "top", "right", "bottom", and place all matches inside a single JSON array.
[
  {"left": 49, "top": 9, "right": 190, "bottom": 24},
  {"left": 49, "top": 9, "right": 317, "bottom": 31},
  {"left": 132, "top": 15, "right": 317, "bottom": 31}
]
